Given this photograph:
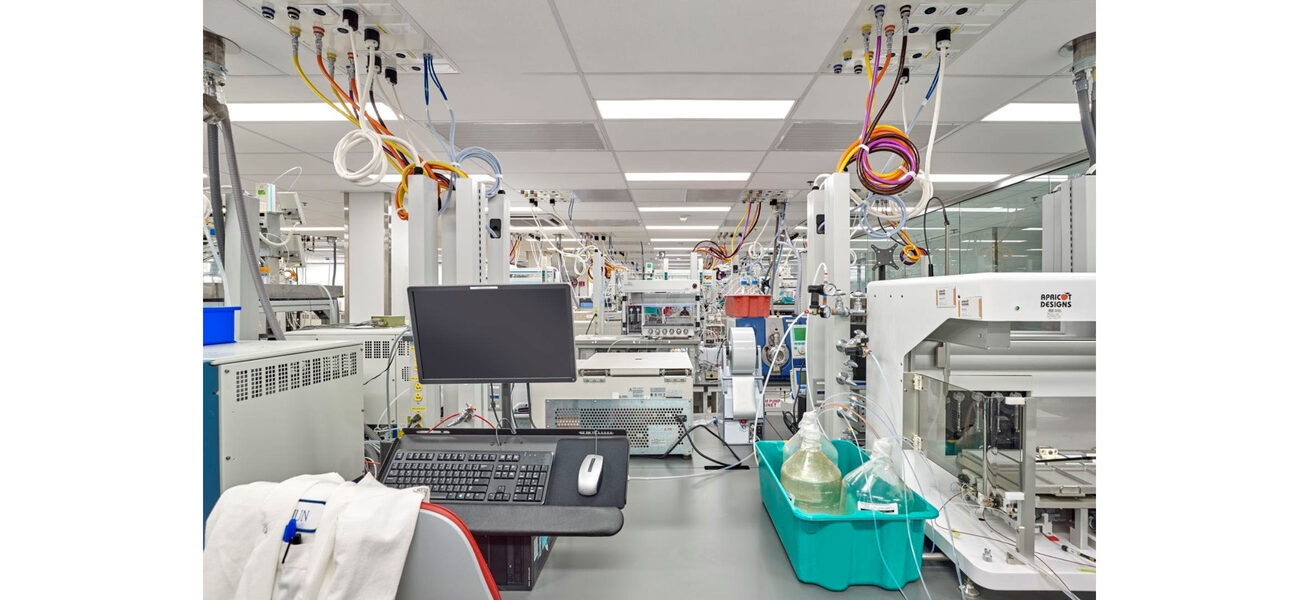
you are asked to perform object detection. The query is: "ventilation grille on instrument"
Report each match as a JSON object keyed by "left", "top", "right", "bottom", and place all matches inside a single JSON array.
[
  {"left": 777, "top": 121, "right": 958, "bottom": 151},
  {"left": 435, "top": 122, "right": 606, "bottom": 151},
  {"left": 232, "top": 350, "right": 360, "bottom": 402},
  {"left": 550, "top": 406, "right": 688, "bottom": 450}
]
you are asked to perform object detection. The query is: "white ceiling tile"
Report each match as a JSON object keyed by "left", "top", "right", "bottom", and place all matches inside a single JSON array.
[
  {"left": 554, "top": 0, "right": 860, "bottom": 72},
  {"left": 630, "top": 190, "right": 687, "bottom": 204},
  {"left": 227, "top": 123, "right": 310, "bottom": 153},
  {"left": 223, "top": 76, "right": 321, "bottom": 103},
  {"left": 1013, "top": 76, "right": 1077, "bottom": 102},
  {"left": 937, "top": 122, "right": 1085, "bottom": 154},
  {"left": 640, "top": 214, "right": 726, "bottom": 226},
  {"left": 616, "top": 151, "right": 766, "bottom": 172},
  {"left": 747, "top": 173, "right": 818, "bottom": 189},
  {"left": 203, "top": 0, "right": 292, "bottom": 76},
  {"left": 604, "top": 121, "right": 784, "bottom": 151},
  {"left": 586, "top": 75, "right": 812, "bottom": 100},
  {"left": 504, "top": 173, "right": 628, "bottom": 189},
  {"left": 281, "top": 175, "right": 398, "bottom": 193},
  {"left": 795, "top": 74, "right": 1039, "bottom": 122},
  {"left": 925, "top": 152, "right": 1068, "bottom": 174},
  {"left": 757, "top": 151, "right": 844, "bottom": 173},
  {"left": 392, "top": 74, "right": 596, "bottom": 121},
  {"left": 626, "top": 179, "right": 748, "bottom": 190},
  {"left": 403, "top": 1, "right": 576, "bottom": 73},
  {"left": 203, "top": 152, "right": 335, "bottom": 177},
  {"left": 234, "top": 121, "right": 357, "bottom": 153},
  {"left": 492, "top": 152, "right": 619, "bottom": 173},
  {"left": 947, "top": 0, "right": 1095, "bottom": 77}
]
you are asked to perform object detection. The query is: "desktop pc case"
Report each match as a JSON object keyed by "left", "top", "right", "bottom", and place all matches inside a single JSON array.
[{"left": 531, "top": 352, "right": 693, "bottom": 455}]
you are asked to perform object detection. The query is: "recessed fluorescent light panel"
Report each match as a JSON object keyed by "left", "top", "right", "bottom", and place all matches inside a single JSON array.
[
  {"left": 638, "top": 206, "right": 732, "bottom": 213},
  {"left": 928, "top": 174, "right": 1009, "bottom": 183},
  {"left": 283, "top": 226, "right": 346, "bottom": 233},
  {"left": 947, "top": 207, "right": 1023, "bottom": 213},
  {"left": 645, "top": 225, "right": 718, "bottom": 231},
  {"left": 597, "top": 100, "right": 794, "bottom": 120},
  {"left": 650, "top": 238, "right": 703, "bottom": 242},
  {"left": 625, "top": 172, "right": 750, "bottom": 182},
  {"left": 982, "top": 103, "right": 1080, "bottom": 122},
  {"left": 229, "top": 102, "right": 398, "bottom": 122}
]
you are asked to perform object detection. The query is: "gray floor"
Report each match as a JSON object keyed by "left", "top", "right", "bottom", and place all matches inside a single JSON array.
[{"left": 502, "top": 422, "right": 1092, "bottom": 600}]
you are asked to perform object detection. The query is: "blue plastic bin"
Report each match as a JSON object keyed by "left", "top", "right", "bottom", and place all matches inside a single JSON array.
[
  {"left": 757, "top": 439, "right": 938, "bottom": 591},
  {"left": 203, "top": 306, "right": 240, "bottom": 345}
]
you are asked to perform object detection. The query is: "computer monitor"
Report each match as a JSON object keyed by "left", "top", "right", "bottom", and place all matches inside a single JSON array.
[{"left": 407, "top": 284, "right": 577, "bottom": 385}]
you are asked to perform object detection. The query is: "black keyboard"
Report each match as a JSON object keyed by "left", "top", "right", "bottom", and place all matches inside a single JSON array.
[{"left": 382, "top": 449, "right": 552, "bottom": 503}]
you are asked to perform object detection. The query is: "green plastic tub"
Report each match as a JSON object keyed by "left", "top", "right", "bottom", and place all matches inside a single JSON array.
[{"left": 757, "top": 440, "right": 938, "bottom": 591}]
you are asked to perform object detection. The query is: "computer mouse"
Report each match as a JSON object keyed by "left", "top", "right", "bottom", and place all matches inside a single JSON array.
[{"left": 578, "top": 454, "right": 604, "bottom": 496}]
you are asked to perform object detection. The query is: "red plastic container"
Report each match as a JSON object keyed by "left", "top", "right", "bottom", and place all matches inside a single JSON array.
[{"left": 724, "top": 294, "right": 772, "bottom": 318}]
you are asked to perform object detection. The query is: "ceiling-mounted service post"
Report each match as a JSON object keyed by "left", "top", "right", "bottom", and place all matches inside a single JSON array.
[
  {"left": 1061, "top": 32, "right": 1097, "bottom": 166},
  {"left": 202, "top": 30, "right": 229, "bottom": 117}
]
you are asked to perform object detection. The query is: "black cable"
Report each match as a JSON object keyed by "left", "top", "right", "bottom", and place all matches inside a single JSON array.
[
  {"left": 697, "top": 424, "right": 744, "bottom": 462},
  {"left": 920, "top": 196, "right": 949, "bottom": 276},
  {"left": 654, "top": 423, "right": 705, "bottom": 459},
  {"left": 682, "top": 431, "right": 733, "bottom": 467}
]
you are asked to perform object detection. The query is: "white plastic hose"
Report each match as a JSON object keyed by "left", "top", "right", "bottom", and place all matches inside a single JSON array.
[{"left": 912, "top": 51, "right": 946, "bottom": 219}]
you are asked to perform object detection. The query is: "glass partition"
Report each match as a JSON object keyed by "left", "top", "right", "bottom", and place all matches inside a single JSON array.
[{"left": 850, "top": 159, "right": 1089, "bottom": 289}]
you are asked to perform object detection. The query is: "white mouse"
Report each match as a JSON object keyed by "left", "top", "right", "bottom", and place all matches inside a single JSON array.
[{"left": 578, "top": 454, "right": 604, "bottom": 496}]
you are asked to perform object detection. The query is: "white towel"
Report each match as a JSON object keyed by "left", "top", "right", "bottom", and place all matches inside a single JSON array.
[{"left": 204, "top": 473, "right": 423, "bottom": 600}]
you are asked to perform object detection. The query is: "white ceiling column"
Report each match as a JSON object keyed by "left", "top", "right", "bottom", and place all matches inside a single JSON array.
[{"left": 345, "top": 192, "right": 389, "bottom": 323}]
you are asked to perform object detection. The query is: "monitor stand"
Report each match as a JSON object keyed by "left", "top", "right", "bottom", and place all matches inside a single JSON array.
[{"left": 497, "top": 383, "right": 515, "bottom": 432}]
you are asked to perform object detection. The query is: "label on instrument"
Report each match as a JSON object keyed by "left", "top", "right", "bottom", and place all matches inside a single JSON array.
[
  {"left": 627, "top": 386, "right": 646, "bottom": 398},
  {"left": 649, "top": 386, "right": 666, "bottom": 398},
  {"left": 410, "top": 406, "right": 425, "bottom": 412},
  {"left": 647, "top": 425, "right": 678, "bottom": 449},
  {"left": 857, "top": 501, "right": 899, "bottom": 514},
  {"left": 936, "top": 288, "right": 956, "bottom": 308},
  {"left": 958, "top": 296, "right": 982, "bottom": 318}
]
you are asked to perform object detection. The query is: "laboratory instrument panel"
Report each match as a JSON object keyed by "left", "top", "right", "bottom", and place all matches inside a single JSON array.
[
  {"left": 631, "top": 303, "right": 698, "bottom": 339},
  {"left": 532, "top": 352, "right": 694, "bottom": 455}
]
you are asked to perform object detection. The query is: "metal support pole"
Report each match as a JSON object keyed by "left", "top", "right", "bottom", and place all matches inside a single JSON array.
[{"left": 1017, "top": 400, "right": 1038, "bottom": 557}]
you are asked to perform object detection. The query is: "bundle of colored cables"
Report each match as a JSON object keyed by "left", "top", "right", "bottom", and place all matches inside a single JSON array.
[
  {"left": 836, "top": 24, "right": 918, "bottom": 197},
  {"left": 422, "top": 53, "right": 504, "bottom": 203},
  {"left": 693, "top": 201, "right": 762, "bottom": 268},
  {"left": 833, "top": 12, "right": 947, "bottom": 266},
  {"left": 286, "top": 21, "right": 466, "bottom": 221}
]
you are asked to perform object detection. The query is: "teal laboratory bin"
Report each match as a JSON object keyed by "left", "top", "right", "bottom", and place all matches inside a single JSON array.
[{"left": 756, "top": 440, "right": 938, "bottom": 591}]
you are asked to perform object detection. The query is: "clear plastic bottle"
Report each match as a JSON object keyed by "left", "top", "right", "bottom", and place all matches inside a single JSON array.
[
  {"left": 783, "top": 411, "right": 839, "bottom": 466},
  {"left": 780, "top": 430, "right": 843, "bottom": 514},
  {"left": 841, "top": 438, "right": 908, "bottom": 515}
]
